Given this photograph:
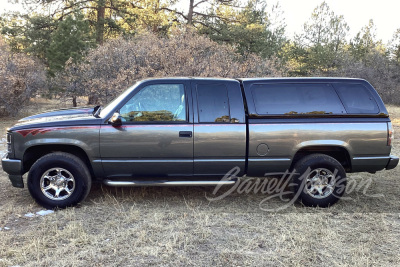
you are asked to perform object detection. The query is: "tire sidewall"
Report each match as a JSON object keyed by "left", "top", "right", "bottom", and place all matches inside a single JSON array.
[
  {"left": 292, "top": 154, "right": 347, "bottom": 207},
  {"left": 28, "top": 153, "right": 91, "bottom": 209}
]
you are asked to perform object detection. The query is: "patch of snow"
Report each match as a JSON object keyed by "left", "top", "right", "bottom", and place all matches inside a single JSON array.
[
  {"left": 24, "top": 213, "right": 35, "bottom": 218},
  {"left": 24, "top": 210, "right": 55, "bottom": 218},
  {"left": 4, "top": 227, "right": 10, "bottom": 230},
  {"left": 36, "top": 210, "right": 54, "bottom": 216}
]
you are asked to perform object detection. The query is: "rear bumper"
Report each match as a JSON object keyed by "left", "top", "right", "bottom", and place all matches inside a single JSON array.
[
  {"left": 1, "top": 154, "right": 24, "bottom": 188},
  {"left": 386, "top": 155, "right": 399, "bottom": 170}
]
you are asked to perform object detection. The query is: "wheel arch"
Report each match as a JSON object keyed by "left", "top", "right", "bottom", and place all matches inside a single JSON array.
[
  {"left": 23, "top": 145, "right": 95, "bottom": 179},
  {"left": 291, "top": 145, "right": 352, "bottom": 172}
]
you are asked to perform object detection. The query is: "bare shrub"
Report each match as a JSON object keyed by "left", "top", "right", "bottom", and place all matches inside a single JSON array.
[
  {"left": 317, "top": 50, "right": 400, "bottom": 105},
  {"left": 56, "top": 29, "right": 285, "bottom": 106},
  {"left": 0, "top": 37, "right": 46, "bottom": 116}
]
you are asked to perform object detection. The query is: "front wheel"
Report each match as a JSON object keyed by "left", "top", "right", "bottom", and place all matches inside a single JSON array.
[
  {"left": 28, "top": 152, "right": 92, "bottom": 209},
  {"left": 292, "top": 154, "right": 347, "bottom": 207}
]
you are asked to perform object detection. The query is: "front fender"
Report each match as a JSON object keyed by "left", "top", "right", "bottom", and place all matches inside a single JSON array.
[{"left": 13, "top": 126, "right": 101, "bottom": 161}]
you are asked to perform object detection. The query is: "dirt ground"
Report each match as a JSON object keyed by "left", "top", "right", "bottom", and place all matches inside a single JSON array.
[{"left": 0, "top": 100, "right": 399, "bottom": 266}]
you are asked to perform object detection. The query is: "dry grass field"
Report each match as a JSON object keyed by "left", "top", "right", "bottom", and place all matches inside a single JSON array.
[{"left": 0, "top": 100, "right": 399, "bottom": 266}]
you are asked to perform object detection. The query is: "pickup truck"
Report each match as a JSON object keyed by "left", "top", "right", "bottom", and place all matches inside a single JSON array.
[{"left": 2, "top": 77, "right": 398, "bottom": 208}]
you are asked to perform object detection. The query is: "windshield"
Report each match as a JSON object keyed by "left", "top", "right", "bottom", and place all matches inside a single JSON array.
[{"left": 99, "top": 82, "right": 139, "bottom": 118}]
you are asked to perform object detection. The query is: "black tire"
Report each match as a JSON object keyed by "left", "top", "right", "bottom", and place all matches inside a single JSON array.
[
  {"left": 292, "top": 154, "right": 347, "bottom": 207},
  {"left": 27, "top": 152, "right": 92, "bottom": 209}
]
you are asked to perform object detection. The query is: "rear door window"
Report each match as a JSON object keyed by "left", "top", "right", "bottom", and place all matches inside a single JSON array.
[
  {"left": 251, "top": 83, "right": 346, "bottom": 115},
  {"left": 197, "top": 84, "right": 230, "bottom": 123},
  {"left": 334, "top": 84, "right": 379, "bottom": 114}
]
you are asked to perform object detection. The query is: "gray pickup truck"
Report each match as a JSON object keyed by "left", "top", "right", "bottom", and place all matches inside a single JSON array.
[{"left": 2, "top": 77, "right": 398, "bottom": 208}]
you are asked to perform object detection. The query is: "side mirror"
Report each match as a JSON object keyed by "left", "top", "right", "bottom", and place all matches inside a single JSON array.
[{"left": 109, "top": 112, "right": 122, "bottom": 126}]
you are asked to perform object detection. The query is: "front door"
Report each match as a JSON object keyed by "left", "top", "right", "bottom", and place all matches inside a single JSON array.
[{"left": 100, "top": 82, "right": 193, "bottom": 179}]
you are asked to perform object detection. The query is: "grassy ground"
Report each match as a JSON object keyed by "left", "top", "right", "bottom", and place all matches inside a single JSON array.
[{"left": 0, "top": 101, "right": 399, "bottom": 266}]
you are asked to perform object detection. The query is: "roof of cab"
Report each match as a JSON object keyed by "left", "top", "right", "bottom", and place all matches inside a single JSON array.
[
  {"left": 238, "top": 77, "right": 368, "bottom": 83},
  {"left": 139, "top": 77, "right": 238, "bottom": 82},
  {"left": 139, "top": 77, "right": 369, "bottom": 84}
]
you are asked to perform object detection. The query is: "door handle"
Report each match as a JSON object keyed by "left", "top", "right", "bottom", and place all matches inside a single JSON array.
[{"left": 179, "top": 131, "right": 192, "bottom": 138}]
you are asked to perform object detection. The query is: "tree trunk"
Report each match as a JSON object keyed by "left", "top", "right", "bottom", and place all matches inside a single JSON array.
[
  {"left": 88, "top": 95, "right": 99, "bottom": 105},
  {"left": 72, "top": 96, "right": 77, "bottom": 107},
  {"left": 187, "top": 0, "right": 194, "bottom": 25},
  {"left": 96, "top": 0, "right": 105, "bottom": 44}
]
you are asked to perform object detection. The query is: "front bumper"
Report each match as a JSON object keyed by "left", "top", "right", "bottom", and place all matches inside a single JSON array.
[
  {"left": 386, "top": 155, "right": 399, "bottom": 170},
  {"left": 1, "top": 154, "right": 24, "bottom": 188}
]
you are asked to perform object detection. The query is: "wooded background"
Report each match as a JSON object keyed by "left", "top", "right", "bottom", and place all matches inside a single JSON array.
[{"left": 1, "top": 0, "right": 399, "bottom": 115}]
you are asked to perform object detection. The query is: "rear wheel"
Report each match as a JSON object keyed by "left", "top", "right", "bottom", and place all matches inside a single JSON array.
[
  {"left": 292, "top": 154, "right": 346, "bottom": 207},
  {"left": 28, "top": 152, "right": 91, "bottom": 209}
]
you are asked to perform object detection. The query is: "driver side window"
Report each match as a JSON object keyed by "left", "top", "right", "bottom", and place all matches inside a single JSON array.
[{"left": 120, "top": 84, "right": 186, "bottom": 122}]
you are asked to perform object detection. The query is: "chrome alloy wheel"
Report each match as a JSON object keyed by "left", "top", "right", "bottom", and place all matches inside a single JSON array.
[
  {"left": 40, "top": 168, "right": 75, "bottom": 201},
  {"left": 305, "top": 168, "right": 335, "bottom": 199}
]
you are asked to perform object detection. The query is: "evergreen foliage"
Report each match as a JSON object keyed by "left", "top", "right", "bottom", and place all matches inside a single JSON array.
[
  {"left": 46, "top": 11, "right": 94, "bottom": 75},
  {"left": 1, "top": 0, "right": 400, "bottom": 110}
]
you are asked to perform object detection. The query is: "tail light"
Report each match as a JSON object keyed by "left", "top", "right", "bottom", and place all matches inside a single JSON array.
[
  {"left": 6, "top": 131, "right": 12, "bottom": 154},
  {"left": 6, "top": 131, "right": 11, "bottom": 143},
  {"left": 388, "top": 122, "right": 394, "bottom": 146}
]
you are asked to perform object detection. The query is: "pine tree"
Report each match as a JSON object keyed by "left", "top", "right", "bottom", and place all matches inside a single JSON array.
[
  {"left": 350, "top": 19, "right": 384, "bottom": 62},
  {"left": 199, "top": 0, "right": 287, "bottom": 58},
  {"left": 291, "top": 1, "right": 349, "bottom": 74},
  {"left": 1, "top": 13, "right": 56, "bottom": 59},
  {"left": 46, "top": 11, "right": 94, "bottom": 75},
  {"left": 389, "top": 29, "right": 400, "bottom": 63}
]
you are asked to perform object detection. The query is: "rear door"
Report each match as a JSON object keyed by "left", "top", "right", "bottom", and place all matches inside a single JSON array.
[{"left": 191, "top": 80, "right": 246, "bottom": 177}]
